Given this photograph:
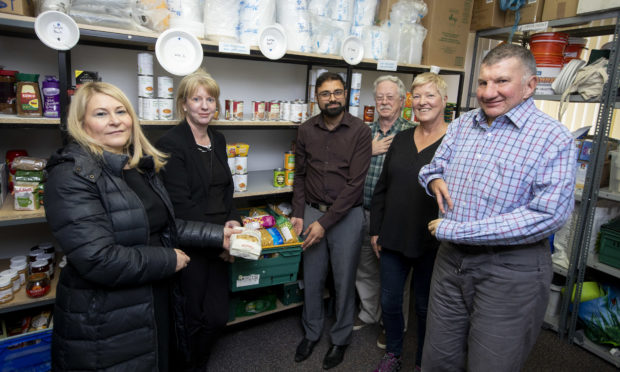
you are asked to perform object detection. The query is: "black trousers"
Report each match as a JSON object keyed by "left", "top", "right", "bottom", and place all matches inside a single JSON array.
[{"left": 179, "top": 248, "right": 230, "bottom": 369}]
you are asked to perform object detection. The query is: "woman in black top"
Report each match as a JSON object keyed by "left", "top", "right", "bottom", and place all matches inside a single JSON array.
[
  {"left": 45, "top": 82, "right": 235, "bottom": 372},
  {"left": 370, "top": 73, "right": 449, "bottom": 372},
  {"left": 156, "top": 69, "right": 241, "bottom": 371}
]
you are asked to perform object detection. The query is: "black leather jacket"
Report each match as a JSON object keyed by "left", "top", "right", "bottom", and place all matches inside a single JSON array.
[{"left": 45, "top": 142, "right": 223, "bottom": 371}]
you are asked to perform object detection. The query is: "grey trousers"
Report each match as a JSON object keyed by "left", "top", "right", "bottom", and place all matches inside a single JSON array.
[
  {"left": 355, "top": 209, "right": 411, "bottom": 327},
  {"left": 421, "top": 241, "right": 552, "bottom": 372},
  {"left": 301, "top": 204, "right": 363, "bottom": 346}
]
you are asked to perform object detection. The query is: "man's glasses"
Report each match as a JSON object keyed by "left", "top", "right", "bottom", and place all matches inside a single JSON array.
[{"left": 318, "top": 90, "right": 345, "bottom": 99}]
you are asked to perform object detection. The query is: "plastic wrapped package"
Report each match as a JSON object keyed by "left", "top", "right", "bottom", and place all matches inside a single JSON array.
[
  {"left": 134, "top": 0, "right": 170, "bottom": 33},
  {"left": 311, "top": 14, "right": 344, "bottom": 55},
  {"left": 276, "top": 0, "right": 312, "bottom": 52},
  {"left": 34, "top": 0, "right": 69, "bottom": 15},
  {"left": 68, "top": 0, "right": 169, "bottom": 32},
  {"left": 388, "top": 22, "right": 426, "bottom": 65},
  {"left": 308, "top": 0, "right": 330, "bottom": 17},
  {"left": 350, "top": 25, "right": 364, "bottom": 38},
  {"left": 389, "top": 0, "right": 427, "bottom": 24},
  {"left": 352, "top": 0, "right": 377, "bottom": 26},
  {"left": 239, "top": 0, "right": 276, "bottom": 46},
  {"left": 204, "top": 0, "right": 240, "bottom": 42},
  {"left": 362, "top": 25, "right": 389, "bottom": 60},
  {"left": 167, "top": 0, "right": 202, "bottom": 22},
  {"left": 330, "top": 0, "right": 354, "bottom": 22}
]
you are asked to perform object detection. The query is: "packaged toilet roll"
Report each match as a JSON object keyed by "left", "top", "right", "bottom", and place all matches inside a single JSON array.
[
  {"left": 276, "top": 0, "right": 312, "bottom": 52},
  {"left": 167, "top": 0, "right": 202, "bottom": 23},
  {"left": 239, "top": 0, "right": 276, "bottom": 46},
  {"left": 331, "top": 0, "right": 354, "bottom": 22},
  {"left": 204, "top": 0, "right": 240, "bottom": 42},
  {"left": 353, "top": 0, "right": 377, "bottom": 26},
  {"left": 362, "top": 25, "right": 389, "bottom": 60}
]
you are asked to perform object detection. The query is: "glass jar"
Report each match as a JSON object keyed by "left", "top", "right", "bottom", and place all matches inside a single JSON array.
[
  {"left": 40, "top": 253, "right": 54, "bottom": 279},
  {"left": 10, "top": 255, "right": 27, "bottom": 266},
  {"left": 29, "top": 249, "right": 45, "bottom": 263},
  {"left": 30, "top": 259, "right": 50, "bottom": 278},
  {"left": 0, "top": 269, "right": 20, "bottom": 293},
  {"left": 0, "top": 69, "right": 17, "bottom": 115},
  {"left": 26, "top": 272, "right": 51, "bottom": 298},
  {"left": 0, "top": 275, "right": 14, "bottom": 304},
  {"left": 10, "top": 260, "right": 28, "bottom": 287}
]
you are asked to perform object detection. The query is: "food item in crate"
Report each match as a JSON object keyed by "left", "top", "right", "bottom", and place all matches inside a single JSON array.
[
  {"left": 13, "top": 183, "right": 40, "bottom": 211},
  {"left": 268, "top": 202, "right": 292, "bottom": 216},
  {"left": 230, "top": 229, "right": 262, "bottom": 260},
  {"left": 242, "top": 215, "right": 275, "bottom": 229},
  {"left": 28, "top": 310, "right": 52, "bottom": 332},
  {"left": 248, "top": 207, "right": 271, "bottom": 217},
  {"left": 259, "top": 227, "right": 284, "bottom": 247},
  {"left": 11, "top": 156, "right": 47, "bottom": 171},
  {"left": 6, "top": 315, "right": 31, "bottom": 337},
  {"left": 276, "top": 215, "right": 299, "bottom": 244}
]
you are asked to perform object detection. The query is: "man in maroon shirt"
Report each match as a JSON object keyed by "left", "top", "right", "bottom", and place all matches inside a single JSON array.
[{"left": 291, "top": 72, "right": 372, "bottom": 370}]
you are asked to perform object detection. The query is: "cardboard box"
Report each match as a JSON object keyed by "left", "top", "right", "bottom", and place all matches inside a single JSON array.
[
  {"left": 577, "top": 0, "right": 620, "bottom": 14},
  {"left": 543, "top": 0, "right": 578, "bottom": 21},
  {"left": 0, "top": 0, "right": 34, "bottom": 16},
  {"left": 421, "top": 0, "right": 474, "bottom": 69},
  {"left": 504, "top": 0, "right": 544, "bottom": 26},
  {"left": 470, "top": 0, "right": 506, "bottom": 31}
]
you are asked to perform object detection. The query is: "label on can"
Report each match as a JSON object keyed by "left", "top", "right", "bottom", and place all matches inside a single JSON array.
[
  {"left": 281, "top": 101, "right": 291, "bottom": 121},
  {"left": 235, "top": 156, "right": 248, "bottom": 174},
  {"left": 273, "top": 168, "right": 286, "bottom": 188},
  {"left": 225, "top": 100, "right": 232, "bottom": 120},
  {"left": 157, "top": 76, "right": 174, "bottom": 98},
  {"left": 227, "top": 157, "right": 236, "bottom": 175},
  {"left": 284, "top": 151, "right": 295, "bottom": 170},
  {"left": 141, "top": 98, "right": 158, "bottom": 120},
  {"left": 363, "top": 106, "right": 375, "bottom": 122},
  {"left": 285, "top": 169, "right": 294, "bottom": 186},
  {"left": 233, "top": 100, "right": 244, "bottom": 121},
  {"left": 137, "top": 53, "right": 153, "bottom": 76},
  {"left": 158, "top": 98, "right": 174, "bottom": 120},
  {"left": 269, "top": 101, "right": 280, "bottom": 121},
  {"left": 234, "top": 173, "right": 248, "bottom": 192},
  {"left": 138, "top": 75, "right": 154, "bottom": 98},
  {"left": 252, "top": 101, "right": 266, "bottom": 121},
  {"left": 349, "top": 88, "right": 360, "bottom": 107}
]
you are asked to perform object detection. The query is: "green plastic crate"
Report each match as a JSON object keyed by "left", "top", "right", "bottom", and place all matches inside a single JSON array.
[
  {"left": 599, "top": 222, "right": 620, "bottom": 269},
  {"left": 230, "top": 245, "right": 302, "bottom": 292},
  {"left": 278, "top": 280, "right": 304, "bottom": 305}
]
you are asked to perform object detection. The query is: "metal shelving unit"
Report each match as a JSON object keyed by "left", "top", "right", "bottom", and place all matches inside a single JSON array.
[{"left": 467, "top": 9, "right": 620, "bottom": 367}]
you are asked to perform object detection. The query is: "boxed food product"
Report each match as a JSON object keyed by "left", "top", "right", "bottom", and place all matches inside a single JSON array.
[
  {"left": 543, "top": 0, "right": 578, "bottom": 21},
  {"left": 0, "top": 0, "right": 34, "bottom": 16},
  {"left": 577, "top": 0, "right": 620, "bottom": 14},
  {"left": 470, "top": 0, "right": 506, "bottom": 31},
  {"left": 421, "top": 0, "right": 474, "bottom": 69},
  {"left": 504, "top": 0, "right": 544, "bottom": 26}
]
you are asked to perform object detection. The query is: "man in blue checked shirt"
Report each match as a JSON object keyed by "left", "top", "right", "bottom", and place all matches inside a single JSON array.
[{"left": 418, "top": 43, "right": 576, "bottom": 371}]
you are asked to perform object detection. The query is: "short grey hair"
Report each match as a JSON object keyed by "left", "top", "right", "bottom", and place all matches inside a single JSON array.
[
  {"left": 482, "top": 43, "right": 537, "bottom": 78},
  {"left": 373, "top": 75, "right": 407, "bottom": 99}
]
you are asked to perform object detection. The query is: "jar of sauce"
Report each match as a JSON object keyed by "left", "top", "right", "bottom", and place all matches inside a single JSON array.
[
  {"left": 31, "top": 259, "right": 51, "bottom": 279},
  {"left": 0, "top": 70, "right": 17, "bottom": 114},
  {"left": 26, "top": 272, "right": 51, "bottom": 298}
]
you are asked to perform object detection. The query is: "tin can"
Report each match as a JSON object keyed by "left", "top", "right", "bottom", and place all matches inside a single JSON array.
[
  {"left": 401, "top": 107, "right": 412, "bottom": 121},
  {"left": 138, "top": 97, "right": 143, "bottom": 118},
  {"left": 233, "top": 173, "right": 248, "bottom": 192},
  {"left": 138, "top": 75, "right": 154, "bottom": 98},
  {"left": 291, "top": 101, "right": 304, "bottom": 123},
  {"left": 225, "top": 100, "right": 232, "bottom": 120},
  {"left": 157, "top": 76, "right": 174, "bottom": 98},
  {"left": 158, "top": 98, "right": 174, "bottom": 120},
  {"left": 233, "top": 100, "right": 244, "bottom": 121},
  {"left": 252, "top": 101, "right": 266, "bottom": 121},
  {"left": 269, "top": 101, "right": 280, "bottom": 121},
  {"left": 235, "top": 156, "right": 248, "bottom": 174},
  {"left": 227, "top": 157, "right": 236, "bottom": 175},
  {"left": 309, "top": 101, "right": 320, "bottom": 117},
  {"left": 349, "top": 88, "right": 360, "bottom": 107},
  {"left": 137, "top": 52, "right": 153, "bottom": 76},
  {"left": 285, "top": 169, "right": 294, "bottom": 186},
  {"left": 363, "top": 105, "right": 375, "bottom": 122},
  {"left": 300, "top": 102, "right": 309, "bottom": 122},
  {"left": 273, "top": 168, "right": 286, "bottom": 188},
  {"left": 281, "top": 101, "right": 291, "bottom": 121},
  {"left": 284, "top": 151, "right": 295, "bottom": 170},
  {"left": 141, "top": 98, "right": 158, "bottom": 120},
  {"left": 349, "top": 106, "right": 360, "bottom": 117}
]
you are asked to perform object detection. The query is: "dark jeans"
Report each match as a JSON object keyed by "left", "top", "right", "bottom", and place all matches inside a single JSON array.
[{"left": 380, "top": 247, "right": 437, "bottom": 364}]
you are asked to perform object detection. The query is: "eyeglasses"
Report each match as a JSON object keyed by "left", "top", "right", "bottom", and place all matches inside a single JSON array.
[{"left": 318, "top": 90, "right": 345, "bottom": 99}]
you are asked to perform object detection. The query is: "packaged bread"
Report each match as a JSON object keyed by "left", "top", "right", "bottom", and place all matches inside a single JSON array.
[
  {"left": 230, "top": 229, "right": 262, "bottom": 260},
  {"left": 28, "top": 309, "right": 52, "bottom": 331},
  {"left": 11, "top": 156, "right": 47, "bottom": 171}
]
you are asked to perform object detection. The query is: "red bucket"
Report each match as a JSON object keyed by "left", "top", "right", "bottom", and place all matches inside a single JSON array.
[
  {"left": 530, "top": 32, "right": 569, "bottom": 57},
  {"left": 564, "top": 37, "right": 587, "bottom": 64},
  {"left": 535, "top": 54, "right": 565, "bottom": 66}
]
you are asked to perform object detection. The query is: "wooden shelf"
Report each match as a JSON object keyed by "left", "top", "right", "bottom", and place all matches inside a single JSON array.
[
  {"left": 0, "top": 195, "right": 46, "bottom": 227},
  {"left": 0, "top": 114, "right": 60, "bottom": 127},
  {"left": 0, "top": 259, "right": 58, "bottom": 315},
  {"left": 234, "top": 170, "right": 292, "bottom": 199},
  {"left": 140, "top": 120, "right": 301, "bottom": 128},
  {"left": 227, "top": 297, "right": 302, "bottom": 326}
]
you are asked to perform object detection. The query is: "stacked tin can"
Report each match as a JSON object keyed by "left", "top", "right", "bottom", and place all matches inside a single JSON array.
[
  {"left": 227, "top": 143, "right": 250, "bottom": 192},
  {"left": 348, "top": 72, "right": 362, "bottom": 118},
  {"left": 157, "top": 76, "right": 174, "bottom": 120},
  {"left": 225, "top": 100, "right": 244, "bottom": 121},
  {"left": 280, "top": 100, "right": 308, "bottom": 123},
  {"left": 137, "top": 52, "right": 157, "bottom": 120},
  {"left": 273, "top": 151, "right": 295, "bottom": 188}
]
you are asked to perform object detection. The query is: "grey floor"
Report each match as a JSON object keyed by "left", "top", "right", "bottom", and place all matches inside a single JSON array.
[{"left": 208, "top": 305, "right": 619, "bottom": 372}]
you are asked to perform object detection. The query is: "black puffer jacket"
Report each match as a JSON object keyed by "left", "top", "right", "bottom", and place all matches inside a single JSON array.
[{"left": 45, "top": 143, "right": 223, "bottom": 371}]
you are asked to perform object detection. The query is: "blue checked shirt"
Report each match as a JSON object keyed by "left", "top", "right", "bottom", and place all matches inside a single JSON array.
[
  {"left": 418, "top": 98, "right": 576, "bottom": 245},
  {"left": 363, "top": 117, "right": 414, "bottom": 209}
]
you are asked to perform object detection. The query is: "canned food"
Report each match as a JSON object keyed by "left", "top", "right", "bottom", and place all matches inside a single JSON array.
[
  {"left": 233, "top": 100, "right": 244, "bottom": 121},
  {"left": 273, "top": 168, "right": 286, "bottom": 188},
  {"left": 269, "top": 101, "right": 280, "bottom": 121},
  {"left": 285, "top": 169, "right": 294, "bottom": 186},
  {"left": 225, "top": 100, "right": 232, "bottom": 120},
  {"left": 158, "top": 98, "right": 174, "bottom": 120},
  {"left": 291, "top": 101, "right": 304, "bottom": 123},
  {"left": 252, "top": 101, "right": 266, "bottom": 121},
  {"left": 349, "top": 88, "right": 360, "bottom": 107},
  {"left": 234, "top": 173, "right": 248, "bottom": 192},
  {"left": 363, "top": 105, "right": 375, "bottom": 122},
  {"left": 157, "top": 76, "right": 174, "bottom": 98},
  {"left": 138, "top": 75, "right": 154, "bottom": 98},
  {"left": 235, "top": 156, "right": 248, "bottom": 174},
  {"left": 281, "top": 101, "right": 291, "bottom": 121},
  {"left": 401, "top": 107, "right": 412, "bottom": 121},
  {"left": 141, "top": 98, "right": 158, "bottom": 120},
  {"left": 137, "top": 52, "right": 153, "bottom": 76},
  {"left": 227, "top": 157, "right": 236, "bottom": 175},
  {"left": 284, "top": 151, "right": 295, "bottom": 170}
]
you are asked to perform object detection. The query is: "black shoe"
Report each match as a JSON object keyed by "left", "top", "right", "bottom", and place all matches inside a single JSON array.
[
  {"left": 295, "top": 338, "right": 318, "bottom": 363},
  {"left": 322, "top": 344, "right": 347, "bottom": 370}
]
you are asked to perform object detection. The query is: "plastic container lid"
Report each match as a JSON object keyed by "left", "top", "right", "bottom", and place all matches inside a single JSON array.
[
  {"left": 0, "top": 269, "right": 17, "bottom": 278},
  {"left": 16, "top": 73, "right": 40, "bottom": 82},
  {"left": 0, "top": 276, "right": 10, "bottom": 287},
  {"left": 10, "top": 255, "right": 27, "bottom": 264},
  {"left": 10, "top": 261, "right": 27, "bottom": 270},
  {"left": 38, "top": 242, "right": 54, "bottom": 249},
  {"left": 31, "top": 260, "right": 49, "bottom": 269}
]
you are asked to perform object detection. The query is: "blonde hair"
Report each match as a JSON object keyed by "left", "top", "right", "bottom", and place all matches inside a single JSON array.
[
  {"left": 67, "top": 82, "right": 167, "bottom": 172},
  {"left": 176, "top": 68, "right": 221, "bottom": 119},
  {"left": 411, "top": 73, "right": 448, "bottom": 101}
]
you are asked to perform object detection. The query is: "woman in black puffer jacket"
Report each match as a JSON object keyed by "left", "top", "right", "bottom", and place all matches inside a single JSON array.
[{"left": 45, "top": 82, "right": 237, "bottom": 372}]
